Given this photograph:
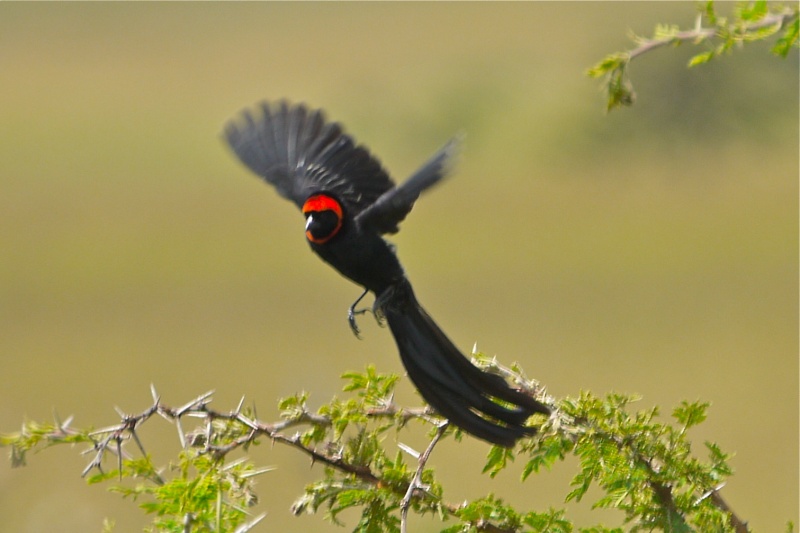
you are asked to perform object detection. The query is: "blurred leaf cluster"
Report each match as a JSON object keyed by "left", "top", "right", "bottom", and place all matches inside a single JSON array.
[{"left": 588, "top": 0, "right": 799, "bottom": 111}]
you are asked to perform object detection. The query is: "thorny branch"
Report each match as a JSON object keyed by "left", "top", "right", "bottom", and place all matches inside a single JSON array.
[
  {"left": 44, "top": 386, "right": 514, "bottom": 532},
  {"left": 563, "top": 406, "right": 750, "bottom": 533},
  {"left": 8, "top": 378, "right": 749, "bottom": 533},
  {"left": 399, "top": 422, "right": 448, "bottom": 533}
]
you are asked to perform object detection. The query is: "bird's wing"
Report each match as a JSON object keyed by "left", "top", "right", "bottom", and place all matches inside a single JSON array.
[
  {"left": 355, "top": 136, "right": 462, "bottom": 235},
  {"left": 223, "top": 100, "right": 396, "bottom": 215}
]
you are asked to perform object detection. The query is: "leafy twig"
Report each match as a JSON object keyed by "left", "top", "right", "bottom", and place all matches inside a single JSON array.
[{"left": 588, "top": 1, "right": 799, "bottom": 110}]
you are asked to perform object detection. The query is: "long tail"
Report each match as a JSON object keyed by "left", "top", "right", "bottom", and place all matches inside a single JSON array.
[{"left": 378, "top": 280, "right": 550, "bottom": 447}]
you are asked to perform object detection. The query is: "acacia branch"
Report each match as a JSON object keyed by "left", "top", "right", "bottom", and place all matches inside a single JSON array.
[
  {"left": 3, "top": 381, "right": 746, "bottom": 533},
  {"left": 567, "top": 410, "right": 749, "bottom": 532},
  {"left": 47, "top": 389, "right": 509, "bottom": 532},
  {"left": 400, "top": 422, "right": 448, "bottom": 533},
  {"left": 627, "top": 8, "right": 795, "bottom": 61}
]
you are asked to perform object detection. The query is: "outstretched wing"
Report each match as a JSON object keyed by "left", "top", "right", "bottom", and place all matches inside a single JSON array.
[
  {"left": 223, "top": 100, "right": 396, "bottom": 215},
  {"left": 355, "top": 136, "right": 461, "bottom": 235}
]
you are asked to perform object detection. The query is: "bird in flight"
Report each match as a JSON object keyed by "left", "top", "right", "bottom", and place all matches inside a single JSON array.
[{"left": 223, "top": 100, "right": 549, "bottom": 446}]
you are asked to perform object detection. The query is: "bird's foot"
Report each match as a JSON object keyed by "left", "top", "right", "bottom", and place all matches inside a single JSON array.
[
  {"left": 348, "top": 288, "right": 371, "bottom": 339},
  {"left": 348, "top": 307, "right": 365, "bottom": 339}
]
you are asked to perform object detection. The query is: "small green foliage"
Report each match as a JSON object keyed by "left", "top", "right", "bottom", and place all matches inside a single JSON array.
[
  {"left": 89, "top": 448, "right": 267, "bottom": 532},
  {"left": 652, "top": 23, "right": 682, "bottom": 42},
  {"left": 520, "top": 430, "right": 574, "bottom": 481},
  {"left": 519, "top": 391, "right": 743, "bottom": 531},
  {"left": 453, "top": 494, "right": 524, "bottom": 531},
  {"left": 739, "top": 0, "right": 769, "bottom": 22},
  {"left": 122, "top": 454, "right": 250, "bottom": 531},
  {"left": 586, "top": 53, "right": 635, "bottom": 112},
  {"left": 482, "top": 444, "right": 515, "bottom": 478},
  {"left": 278, "top": 391, "right": 309, "bottom": 420},
  {"left": 673, "top": 400, "right": 709, "bottom": 430},
  {"left": 687, "top": 50, "right": 716, "bottom": 67},
  {"left": 773, "top": 15, "right": 800, "bottom": 56},
  {"left": 588, "top": 0, "right": 799, "bottom": 110},
  {"left": 342, "top": 364, "right": 400, "bottom": 404},
  {"left": 1, "top": 417, "right": 93, "bottom": 467},
  {"left": 294, "top": 476, "right": 402, "bottom": 532},
  {"left": 450, "top": 495, "right": 574, "bottom": 533},
  {"left": 523, "top": 508, "right": 574, "bottom": 533},
  {"left": 703, "top": 0, "right": 719, "bottom": 26}
]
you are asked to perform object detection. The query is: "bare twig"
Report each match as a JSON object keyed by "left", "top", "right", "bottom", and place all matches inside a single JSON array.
[
  {"left": 707, "top": 488, "right": 749, "bottom": 533},
  {"left": 182, "top": 512, "right": 194, "bottom": 533},
  {"left": 400, "top": 423, "right": 448, "bottom": 533},
  {"left": 233, "top": 512, "right": 267, "bottom": 533}
]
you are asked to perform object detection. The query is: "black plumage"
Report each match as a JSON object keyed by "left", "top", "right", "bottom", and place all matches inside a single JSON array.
[{"left": 223, "top": 100, "right": 549, "bottom": 446}]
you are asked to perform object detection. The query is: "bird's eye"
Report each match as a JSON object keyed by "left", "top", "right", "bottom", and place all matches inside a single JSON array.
[{"left": 302, "top": 195, "right": 343, "bottom": 244}]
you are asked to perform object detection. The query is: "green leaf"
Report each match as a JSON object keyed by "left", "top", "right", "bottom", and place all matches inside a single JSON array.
[
  {"left": 702, "top": 0, "right": 718, "bottom": 26},
  {"left": 522, "top": 434, "right": 573, "bottom": 480},
  {"left": 483, "top": 445, "right": 514, "bottom": 478},
  {"left": 672, "top": 400, "right": 709, "bottom": 429},
  {"left": 586, "top": 53, "right": 627, "bottom": 79},
  {"left": 566, "top": 465, "right": 594, "bottom": 503},
  {"left": 589, "top": 0, "right": 799, "bottom": 111},
  {"left": 772, "top": 16, "right": 800, "bottom": 57},
  {"left": 738, "top": 0, "right": 768, "bottom": 22},
  {"left": 688, "top": 49, "right": 716, "bottom": 67},
  {"left": 521, "top": 508, "right": 573, "bottom": 533}
]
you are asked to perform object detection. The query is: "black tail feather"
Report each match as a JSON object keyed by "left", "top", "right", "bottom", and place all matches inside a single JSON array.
[{"left": 379, "top": 280, "right": 550, "bottom": 447}]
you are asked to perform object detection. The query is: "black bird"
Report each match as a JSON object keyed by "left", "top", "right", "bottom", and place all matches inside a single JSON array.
[{"left": 223, "top": 100, "right": 549, "bottom": 447}]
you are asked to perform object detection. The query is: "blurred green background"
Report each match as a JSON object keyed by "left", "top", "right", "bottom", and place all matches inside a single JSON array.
[{"left": 1, "top": 3, "right": 797, "bottom": 531}]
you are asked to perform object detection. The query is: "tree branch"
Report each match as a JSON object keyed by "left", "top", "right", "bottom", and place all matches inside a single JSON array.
[
  {"left": 705, "top": 486, "right": 750, "bottom": 533},
  {"left": 2, "top": 374, "right": 755, "bottom": 532},
  {"left": 400, "top": 422, "right": 448, "bottom": 533},
  {"left": 587, "top": 2, "right": 799, "bottom": 110},
  {"left": 627, "top": 8, "right": 795, "bottom": 61},
  {"left": 45, "top": 388, "right": 509, "bottom": 532}
]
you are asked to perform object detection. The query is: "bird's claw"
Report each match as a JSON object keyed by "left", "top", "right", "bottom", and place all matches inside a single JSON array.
[
  {"left": 347, "top": 288, "right": 386, "bottom": 338},
  {"left": 348, "top": 307, "right": 363, "bottom": 339},
  {"left": 348, "top": 288, "right": 370, "bottom": 339}
]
